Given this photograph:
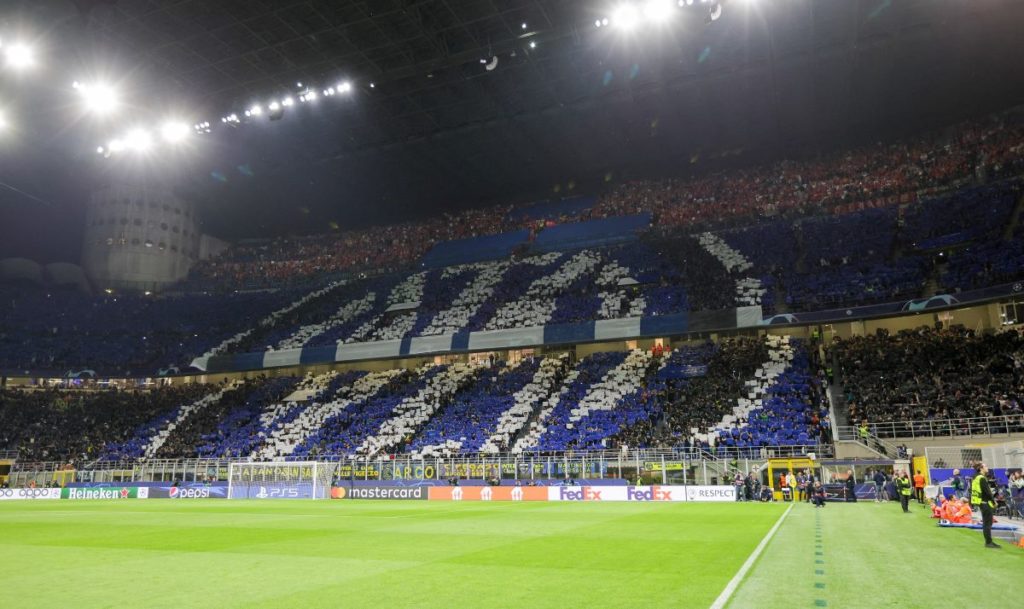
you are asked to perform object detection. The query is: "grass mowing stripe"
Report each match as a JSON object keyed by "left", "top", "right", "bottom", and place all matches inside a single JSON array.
[{"left": 709, "top": 503, "right": 793, "bottom": 609}]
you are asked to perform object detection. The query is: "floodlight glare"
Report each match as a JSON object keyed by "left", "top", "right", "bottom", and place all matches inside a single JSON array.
[
  {"left": 108, "top": 138, "right": 125, "bottom": 152},
  {"left": 282, "top": 97, "right": 294, "bottom": 107},
  {"left": 78, "top": 83, "right": 119, "bottom": 115},
  {"left": 125, "top": 128, "right": 152, "bottom": 151},
  {"left": 529, "top": 40, "right": 537, "bottom": 49},
  {"left": 249, "top": 105, "right": 262, "bottom": 116},
  {"left": 0, "top": 111, "right": 6, "bottom": 130},
  {"left": 338, "top": 81, "right": 352, "bottom": 93},
  {"left": 612, "top": 5, "right": 640, "bottom": 30},
  {"left": 4, "top": 43, "right": 34, "bottom": 70},
  {"left": 268, "top": 101, "right": 281, "bottom": 111},
  {"left": 643, "top": 0, "right": 673, "bottom": 22},
  {"left": 160, "top": 121, "right": 189, "bottom": 143},
  {"left": 96, "top": 146, "right": 104, "bottom": 154}
]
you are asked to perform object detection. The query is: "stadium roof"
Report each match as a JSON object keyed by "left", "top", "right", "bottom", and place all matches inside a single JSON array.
[{"left": 2, "top": 0, "right": 1024, "bottom": 257}]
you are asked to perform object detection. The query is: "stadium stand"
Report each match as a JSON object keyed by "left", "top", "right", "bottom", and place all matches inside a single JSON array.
[
  {"left": 509, "top": 196, "right": 597, "bottom": 223},
  {"left": 531, "top": 213, "right": 652, "bottom": 252},
  {"left": 1, "top": 114, "right": 1023, "bottom": 377},
  {"left": 419, "top": 230, "right": 530, "bottom": 269},
  {"left": 0, "top": 384, "right": 210, "bottom": 462},
  {"left": 0, "top": 336, "right": 831, "bottom": 461},
  {"left": 833, "top": 327, "right": 1024, "bottom": 430}
]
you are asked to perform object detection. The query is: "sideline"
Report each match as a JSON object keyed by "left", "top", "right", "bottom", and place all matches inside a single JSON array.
[{"left": 709, "top": 503, "right": 794, "bottom": 609}]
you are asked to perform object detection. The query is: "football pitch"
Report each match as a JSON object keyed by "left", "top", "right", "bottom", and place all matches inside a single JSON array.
[{"left": 1, "top": 500, "right": 1019, "bottom": 609}]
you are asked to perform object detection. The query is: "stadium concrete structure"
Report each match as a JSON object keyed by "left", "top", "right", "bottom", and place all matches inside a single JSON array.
[{"left": 1, "top": 1, "right": 1023, "bottom": 608}]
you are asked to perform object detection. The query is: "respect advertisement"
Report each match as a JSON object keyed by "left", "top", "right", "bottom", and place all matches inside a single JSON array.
[
  {"left": 61, "top": 487, "right": 149, "bottom": 500},
  {"left": 428, "top": 486, "right": 549, "bottom": 501},
  {"left": 0, "top": 488, "right": 62, "bottom": 501},
  {"left": 684, "top": 485, "right": 736, "bottom": 502}
]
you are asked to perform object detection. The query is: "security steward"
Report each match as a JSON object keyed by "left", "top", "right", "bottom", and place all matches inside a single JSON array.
[
  {"left": 896, "top": 471, "right": 912, "bottom": 513},
  {"left": 970, "top": 462, "right": 1001, "bottom": 549}
]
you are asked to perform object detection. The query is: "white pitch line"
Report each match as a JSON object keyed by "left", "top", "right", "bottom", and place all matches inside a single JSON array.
[{"left": 709, "top": 503, "right": 794, "bottom": 609}]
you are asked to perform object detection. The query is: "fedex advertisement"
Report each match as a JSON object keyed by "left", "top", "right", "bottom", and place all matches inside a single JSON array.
[{"left": 547, "top": 485, "right": 688, "bottom": 502}]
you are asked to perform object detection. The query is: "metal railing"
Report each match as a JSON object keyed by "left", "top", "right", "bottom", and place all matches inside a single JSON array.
[
  {"left": 848, "top": 414, "right": 1024, "bottom": 440},
  {"left": 0, "top": 450, "right": 19, "bottom": 460},
  {"left": 835, "top": 426, "right": 902, "bottom": 458},
  {"left": 6, "top": 445, "right": 830, "bottom": 488}
]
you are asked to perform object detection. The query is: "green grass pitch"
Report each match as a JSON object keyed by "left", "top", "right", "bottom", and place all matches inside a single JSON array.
[{"left": 1, "top": 500, "right": 1019, "bottom": 608}]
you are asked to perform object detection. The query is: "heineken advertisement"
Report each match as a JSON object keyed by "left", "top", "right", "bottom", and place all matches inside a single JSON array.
[{"left": 61, "top": 487, "right": 149, "bottom": 500}]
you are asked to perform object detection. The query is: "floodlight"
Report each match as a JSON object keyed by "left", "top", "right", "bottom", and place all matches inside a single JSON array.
[
  {"left": 78, "top": 83, "right": 119, "bottom": 115},
  {"left": 108, "top": 138, "right": 125, "bottom": 152},
  {"left": 612, "top": 5, "right": 640, "bottom": 30},
  {"left": 709, "top": 2, "right": 723, "bottom": 21},
  {"left": 160, "top": 121, "right": 189, "bottom": 143},
  {"left": 529, "top": 40, "right": 537, "bottom": 49},
  {"left": 337, "top": 81, "right": 352, "bottom": 93},
  {"left": 521, "top": 22, "right": 527, "bottom": 29},
  {"left": 96, "top": 146, "right": 105, "bottom": 154},
  {"left": 268, "top": 100, "right": 281, "bottom": 111},
  {"left": 306, "top": 90, "right": 318, "bottom": 101},
  {"left": 596, "top": 19, "right": 602, "bottom": 27},
  {"left": 0, "top": 111, "right": 6, "bottom": 130},
  {"left": 282, "top": 97, "right": 294, "bottom": 107},
  {"left": 643, "top": 0, "right": 673, "bottom": 22},
  {"left": 125, "top": 128, "right": 152, "bottom": 151},
  {"left": 4, "top": 43, "right": 34, "bottom": 70},
  {"left": 249, "top": 105, "right": 262, "bottom": 116}
]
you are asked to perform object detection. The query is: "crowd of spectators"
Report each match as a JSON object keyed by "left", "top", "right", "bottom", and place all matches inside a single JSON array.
[
  {"left": 0, "top": 284, "right": 298, "bottom": 376},
  {"left": 181, "top": 113, "right": 1024, "bottom": 292},
  {"left": 0, "top": 384, "right": 209, "bottom": 462},
  {"left": 592, "top": 116, "right": 1024, "bottom": 230},
  {"left": 833, "top": 327, "right": 1024, "bottom": 428}
]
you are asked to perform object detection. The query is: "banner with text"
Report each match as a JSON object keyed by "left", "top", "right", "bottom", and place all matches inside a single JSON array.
[
  {"left": 334, "top": 486, "right": 428, "bottom": 500},
  {"left": 61, "top": 487, "right": 149, "bottom": 500},
  {"left": 0, "top": 488, "right": 62, "bottom": 501}
]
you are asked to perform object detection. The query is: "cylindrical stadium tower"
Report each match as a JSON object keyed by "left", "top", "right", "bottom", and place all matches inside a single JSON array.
[{"left": 80, "top": 184, "right": 202, "bottom": 292}]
